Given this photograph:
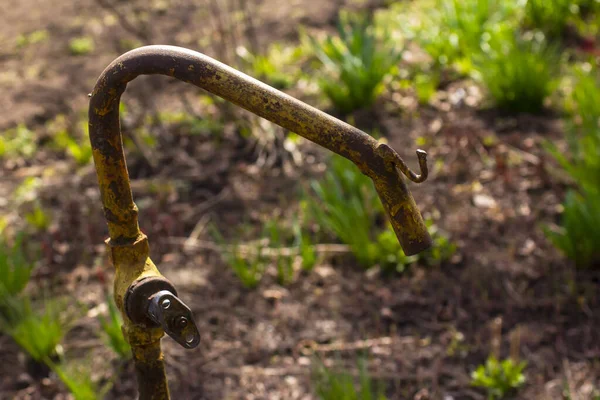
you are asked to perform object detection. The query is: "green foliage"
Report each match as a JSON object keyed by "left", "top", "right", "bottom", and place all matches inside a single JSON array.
[
  {"left": 307, "top": 154, "right": 382, "bottom": 267},
  {"left": 213, "top": 215, "right": 318, "bottom": 288},
  {"left": 474, "top": 31, "right": 559, "bottom": 113},
  {"left": 546, "top": 70, "right": 600, "bottom": 267},
  {"left": 16, "top": 30, "right": 49, "bottom": 48},
  {"left": 213, "top": 227, "right": 267, "bottom": 289},
  {"left": 0, "top": 234, "right": 34, "bottom": 301},
  {"left": 524, "top": 0, "right": 580, "bottom": 38},
  {"left": 304, "top": 11, "right": 403, "bottom": 114},
  {"left": 0, "top": 124, "right": 37, "bottom": 159},
  {"left": 1, "top": 298, "right": 66, "bottom": 362},
  {"left": 306, "top": 155, "right": 454, "bottom": 272},
  {"left": 25, "top": 203, "right": 51, "bottom": 231},
  {"left": 55, "top": 124, "right": 93, "bottom": 165},
  {"left": 471, "top": 356, "right": 527, "bottom": 399},
  {"left": 0, "top": 218, "right": 7, "bottom": 236},
  {"left": 313, "top": 359, "right": 387, "bottom": 400},
  {"left": 229, "top": 245, "right": 265, "bottom": 289},
  {"left": 424, "top": 222, "right": 457, "bottom": 265},
  {"left": 549, "top": 71, "right": 600, "bottom": 190},
  {"left": 387, "top": 0, "right": 520, "bottom": 72},
  {"left": 52, "top": 361, "right": 107, "bottom": 400},
  {"left": 98, "top": 293, "right": 131, "bottom": 360},
  {"left": 12, "top": 177, "right": 50, "bottom": 231},
  {"left": 49, "top": 115, "right": 93, "bottom": 165},
  {"left": 294, "top": 218, "right": 317, "bottom": 272},
  {"left": 546, "top": 188, "right": 600, "bottom": 268},
  {"left": 69, "top": 37, "right": 95, "bottom": 55},
  {"left": 266, "top": 220, "right": 295, "bottom": 285},
  {"left": 157, "top": 110, "right": 224, "bottom": 137},
  {"left": 13, "top": 176, "right": 42, "bottom": 203},
  {"left": 413, "top": 72, "right": 439, "bottom": 105},
  {"left": 237, "top": 43, "right": 302, "bottom": 89}
]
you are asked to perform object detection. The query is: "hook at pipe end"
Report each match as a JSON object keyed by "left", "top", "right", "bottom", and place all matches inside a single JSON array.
[
  {"left": 376, "top": 143, "right": 429, "bottom": 183},
  {"left": 412, "top": 149, "right": 429, "bottom": 183},
  {"left": 371, "top": 143, "right": 432, "bottom": 256}
]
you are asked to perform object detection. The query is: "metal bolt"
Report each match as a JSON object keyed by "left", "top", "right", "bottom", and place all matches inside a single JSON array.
[
  {"left": 185, "top": 332, "right": 196, "bottom": 345},
  {"left": 175, "top": 316, "right": 188, "bottom": 329},
  {"left": 161, "top": 298, "right": 171, "bottom": 309}
]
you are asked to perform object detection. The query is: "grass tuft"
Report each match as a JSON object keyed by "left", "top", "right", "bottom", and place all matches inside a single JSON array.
[
  {"left": 306, "top": 154, "right": 454, "bottom": 272},
  {"left": 69, "top": 37, "right": 95, "bottom": 56},
  {"left": 471, "top": 355, "right": 527, "bottom": 399},
  {"left": 0, "top": 297, "right": 66, "bottom": 363},
  {"left": 524, "top": 0, "right": 580, "bottom": 39},
  {"left": 98, "top": 293, "right": 131, "bottom": 360},
  {"left": 313, "top": 359, "right": 387, "bottom": 400},
  {"left": 304, "top": 11, "right": 403, "bottom": 114},
  {"left": 546, "top": 69, "right": 600, "bottom": 267},
  {"left": 474, "top": 30, "right": 559, "bottom": 113},
  {"left": 0, "top": 234, "right": 35, "bottom": 302}
]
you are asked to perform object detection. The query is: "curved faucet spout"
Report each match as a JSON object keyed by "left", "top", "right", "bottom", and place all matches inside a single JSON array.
[
  {"left": 89, "top": 45, "right": 432, "bottom": 400},
  {"left": 89, "top": 45, "right": 431, "bottom": 255}
]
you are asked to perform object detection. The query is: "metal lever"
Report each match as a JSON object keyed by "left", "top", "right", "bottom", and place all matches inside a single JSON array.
[
  {"left": 147, "top": 290, "right": 200, "bottom": 349},
  {"left": 125, "top": 276, "right": 200, "bottom": 349}
]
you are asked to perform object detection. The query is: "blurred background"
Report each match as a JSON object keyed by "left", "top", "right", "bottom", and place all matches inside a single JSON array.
[{"left": 1, "top": 0, "right": 600, "bottom": 398}]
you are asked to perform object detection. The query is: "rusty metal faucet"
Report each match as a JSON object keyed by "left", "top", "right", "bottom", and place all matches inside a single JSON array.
[{"left": 88, "top": 45, "right": 431, "bottom": 399}]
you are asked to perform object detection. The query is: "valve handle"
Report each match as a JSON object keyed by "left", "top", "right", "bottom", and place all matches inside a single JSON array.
[
  {"left": 147, "top": 290, "right": 200, "bottom": 349},
  {"left": 125, "top": 277, "right": 200, "bottom": 349}
]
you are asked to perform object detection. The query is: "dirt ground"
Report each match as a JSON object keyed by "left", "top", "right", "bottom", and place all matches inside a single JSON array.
[{"left": 1, "top": 0, "right": 599, "bottom": 399}]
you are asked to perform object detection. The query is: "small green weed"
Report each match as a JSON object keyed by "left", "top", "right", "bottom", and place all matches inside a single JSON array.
[
  {"left": 98, "top": 293, "right": 131, "bottom": 360},
  {"left": 266, "top": 220, "right": 295, "bottom": 285},
  {"left": 0, "top": 234, "right": 34, "bottom": 301},
  {"left": 16, "top": 30, "right": 49, "bottom": 48},
  {"left": 157, "top": 110, "right": 224, "bottom": 137},
  {"left": 213, "top": 227, "right": 267, "bottom": 289},
  {"left": 228, "top": 244, "right": 266, "bottom": 289},
  {"left": 213, "top": 217, "right": 318, "bottom": 287},
  {"left": 304, "top": 11, "right": 403, "bottom": 114},
  {"left": 237, "top": 43, "right": 302, "bottom": 89},
  {"left": 12, "top": 177, "right": 52, "bottom": 232},
  {"left": 1, "top": 297, "right": 66, "bottom": 363},
  {"left": 52, "top": 361, "right": 108, "bottom": 400},
  {"left": 471, "top": 355, "right": 527, "bottom": 399},
  {"left": 294, "top": 218, "right": 317, "bottom": 272},
  {"left": 53, "top": 118, "right": 93, "bottom": 165},
  {"left": 0, "top": 124, "right": 37, "bottom": 159},
  {"left": 69, "top": 37, "right": 95, "bottom": 55},
  {"left": 25, "top": 203, "right": 51, "bottom": 231},
  {"left": 313, "top": 359, "right": 387, "bottom": 400},
  {"left": 413, "top": 72, "right": 439, "bottom": 104}
]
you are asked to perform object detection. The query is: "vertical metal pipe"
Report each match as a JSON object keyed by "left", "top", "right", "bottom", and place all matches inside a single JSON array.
[{"left": 131, "top": 341, "right": 171, "bottom": 400}]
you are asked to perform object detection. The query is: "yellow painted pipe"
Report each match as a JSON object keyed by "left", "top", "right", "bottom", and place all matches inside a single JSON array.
[{"left": 88, "top": 45, "right": 431, "bottom": 399}]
